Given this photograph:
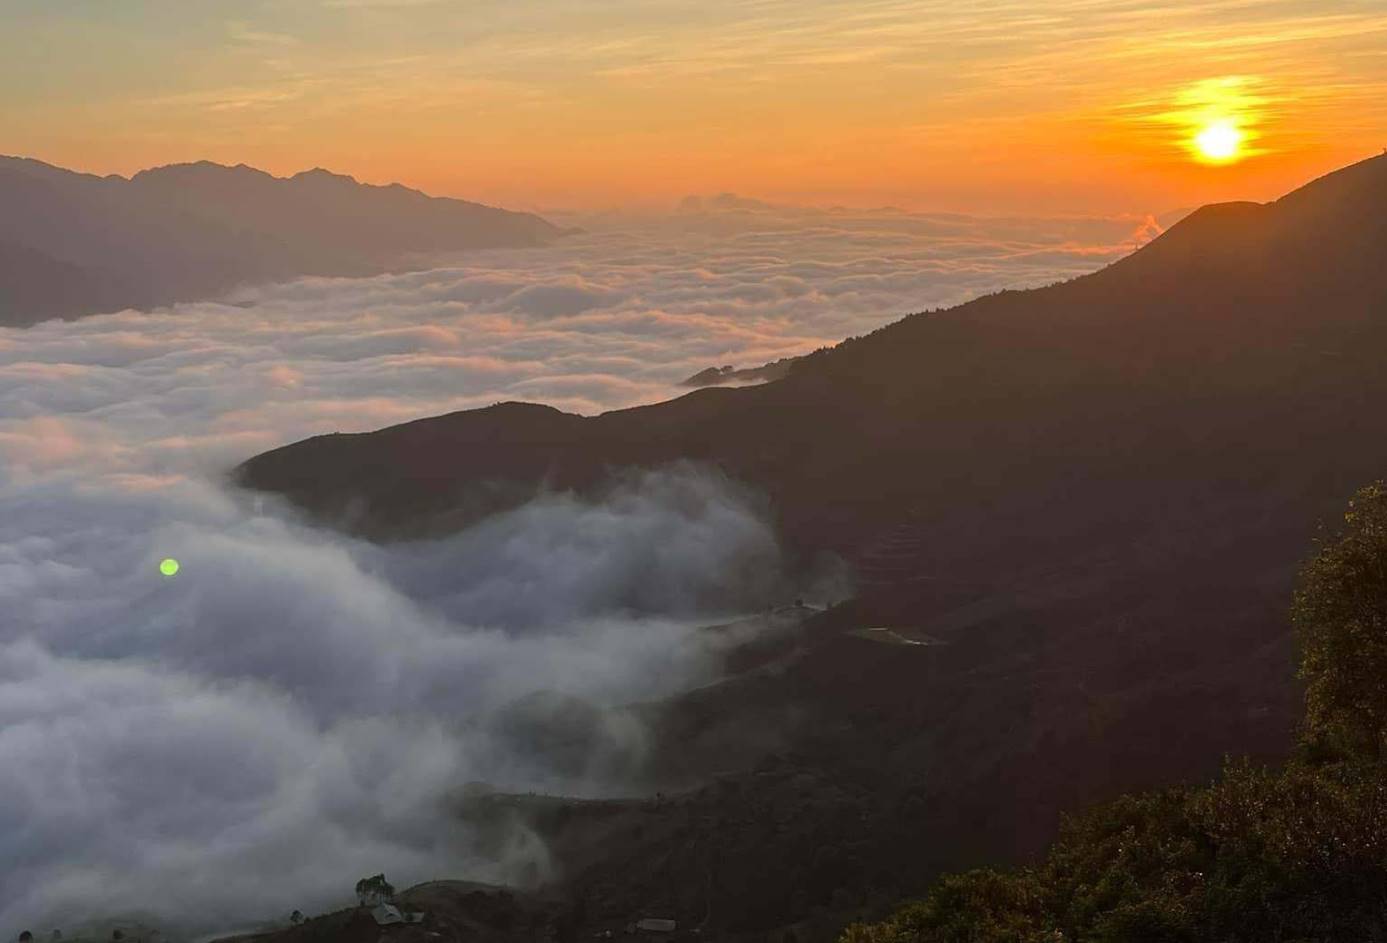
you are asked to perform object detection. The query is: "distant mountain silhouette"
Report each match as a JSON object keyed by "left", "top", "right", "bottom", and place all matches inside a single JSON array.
[{"left": 0, "top": 156, "right": 564, "bottom": 326}]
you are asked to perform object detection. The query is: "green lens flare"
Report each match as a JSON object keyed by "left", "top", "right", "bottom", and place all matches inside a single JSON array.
[{"left": 159, "top": 557, "right": 181, "bottom": 577}]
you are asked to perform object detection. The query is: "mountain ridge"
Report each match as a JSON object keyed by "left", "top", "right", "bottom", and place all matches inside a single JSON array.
[
  {"left": 239, "top": 153, "right": 1387, "bottom": 548},
  {"left": 0, "top": 155, "right": 566, "bottom": 326}
]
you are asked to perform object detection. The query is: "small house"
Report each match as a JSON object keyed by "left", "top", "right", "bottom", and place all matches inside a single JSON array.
[{"left": 370, "top": 904, "right": 404, "bottom": 927}]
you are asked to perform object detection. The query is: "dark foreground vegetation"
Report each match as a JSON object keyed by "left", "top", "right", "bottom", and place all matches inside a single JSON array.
[{"left": 843, "top": 484, "right": 1387, "bottom": 942}]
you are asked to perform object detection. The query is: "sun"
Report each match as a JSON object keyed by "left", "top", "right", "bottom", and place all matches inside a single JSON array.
[{"left": 1193, "top": 120, "right": 1244, "bottom": 163}]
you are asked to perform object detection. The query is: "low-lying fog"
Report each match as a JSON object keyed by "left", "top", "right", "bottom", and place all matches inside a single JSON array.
[{"left": 0, "top": 200, "right": 1154, "bottom": 934}]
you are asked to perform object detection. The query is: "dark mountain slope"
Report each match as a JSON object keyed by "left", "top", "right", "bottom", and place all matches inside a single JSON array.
[
  {"left": 0, "top": 156, "right": 564, "bottom": 326},
  {"left": 236, "top": 155, "right": 1387, "bottom": 938},
  {"left": 239, "top": 153, "right": 1387, "bottom": 556}
]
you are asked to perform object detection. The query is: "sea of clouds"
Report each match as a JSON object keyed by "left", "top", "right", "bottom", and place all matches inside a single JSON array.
[{"left": 0, "top": 199, "right": 1156, "bottom": 935}]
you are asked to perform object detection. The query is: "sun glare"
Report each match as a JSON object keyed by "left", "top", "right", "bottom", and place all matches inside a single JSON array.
[
  {"left": 1139, "top": 77, "right": 1265, "bottom": 168},
  {"left": 1194, "top": 120, "right": 1243, "bottom": 163}
]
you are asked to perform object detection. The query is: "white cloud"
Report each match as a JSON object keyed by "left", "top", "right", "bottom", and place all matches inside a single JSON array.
[{"left": 0, "top": 202, "right": 1143, "bottom": 934}]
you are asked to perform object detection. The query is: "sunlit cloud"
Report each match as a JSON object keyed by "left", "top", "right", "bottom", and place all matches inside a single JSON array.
[{"left": 226, "top": 21, "right": 301, "bottom": 47}]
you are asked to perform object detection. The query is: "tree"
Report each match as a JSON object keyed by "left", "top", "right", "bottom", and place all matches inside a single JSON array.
[
  {"left": 1294, "top": 482, "right": 1387, "bottom": 759},
  {"left": 355, "top": 873, "right": 397, "bottom": 906}
]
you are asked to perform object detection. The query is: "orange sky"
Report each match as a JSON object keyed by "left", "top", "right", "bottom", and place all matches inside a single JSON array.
[{"left": 3, "top": 1, "right": 1386, "bottom": 214}]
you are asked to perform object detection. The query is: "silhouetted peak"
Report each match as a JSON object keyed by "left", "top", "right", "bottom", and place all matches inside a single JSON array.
[
  {"left": 291, "top": 167, "right": 360, "bottom": 188},
  {"left": 1107, "top": 151, "right": 1387, "bottom": 284},
  {"left": 441, "top": 401, "right": 584, "bottom": 434},
  {"left": 131, "top": 160, "right": 275, "bottom": 186},
  {"left": 1134, "top": 199, "right": 1266, "bottom": 252},
  {"left": 479, "top": 401, "right": 569, "bottom": 416},
  {"left": 133, "top": 160, "right": 226, "bottom": 178}
]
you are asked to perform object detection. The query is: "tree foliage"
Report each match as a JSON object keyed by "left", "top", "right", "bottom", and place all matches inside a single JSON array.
[
  {"left": 1294, "top": 482, "right": 1387, "bottom": 759},
  {"left": 842, "top": 761, "right": 1387, "bottom": 942},
  {"left": 355, "top": 873, "right": 396, "bottom": 905}
]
